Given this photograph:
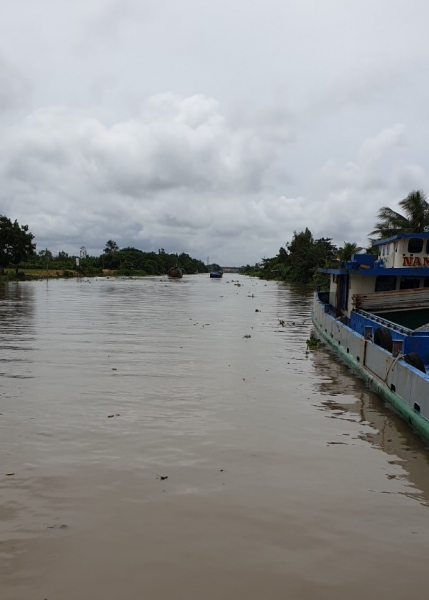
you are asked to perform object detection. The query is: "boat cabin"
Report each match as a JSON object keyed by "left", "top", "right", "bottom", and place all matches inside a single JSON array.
[
  {"left": 319, "top": 233, "right": 429, "bottom": 330},
  {"left": 376, "top": 233, "right": 429, "bottom": 269}
]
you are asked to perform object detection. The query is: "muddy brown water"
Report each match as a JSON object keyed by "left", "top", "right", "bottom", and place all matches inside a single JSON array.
[{"left": 0, "top": 275, "right": 428, "bottom": 600}]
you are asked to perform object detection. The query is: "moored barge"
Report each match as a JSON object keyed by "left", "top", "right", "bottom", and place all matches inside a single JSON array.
[{"left": 312, "top": 233, "right": 429, "bottom": 442}]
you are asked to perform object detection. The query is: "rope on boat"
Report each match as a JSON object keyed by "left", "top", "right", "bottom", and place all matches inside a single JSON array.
[{"left": 383, "top": 353, "right": 404, "bottom": 383}]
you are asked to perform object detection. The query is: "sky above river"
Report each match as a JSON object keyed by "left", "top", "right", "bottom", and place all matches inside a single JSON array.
[{"left": 1, "top": 0, "right": 428, "bottom": 266}]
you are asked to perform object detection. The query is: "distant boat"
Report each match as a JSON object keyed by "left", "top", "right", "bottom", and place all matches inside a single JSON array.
[
  {"left": 167, "top": 266, "right": 184, "bottom": 278},
  {"left": 210, "top": 270, "right": 223, "bottom": 278}
]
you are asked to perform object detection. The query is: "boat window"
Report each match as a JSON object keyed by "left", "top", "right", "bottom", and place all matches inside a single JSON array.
[
  {"left": 400, "top": 277, "right": 420, "bottom": 290},
  {"left": 408, "top": 238, "right": 423, "bottom": 253},
  {"left": 375, "top": 276, "right": 396, "bottom": 292},
  {"left": 424, "top": 277, "right": 429, "bottom": 288}
]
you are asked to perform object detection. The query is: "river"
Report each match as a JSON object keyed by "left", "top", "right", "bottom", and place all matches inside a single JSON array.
[{"left": 0, "top": 274, "right": 428, "bottom": 599}]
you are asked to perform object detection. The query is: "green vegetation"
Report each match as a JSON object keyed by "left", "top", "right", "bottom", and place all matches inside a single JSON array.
[
  {"left": 370, "top": 189, "right": 429, "bottom": 239},
  {"left": 3, "top": 188, "right": 427, "bottom": 284},
  {"left": 16, "top": 246, "right": 207, "bottom": 279},
  {"left": 240, "top": 228, "right": 337, "bottom": 288},
  {"left": 306, "top": 335, "right": 321, "bottom": 350},
  {"left": 241, "top": 189, "right": 428, "bottom": 287},
  {"left": 99, "top": 247, "right": 207, "bottom": 277},
  {"left": 0, "top": 216, "right": 207, "bottom": 280},
  {"left": 0, "top": 215, "right": 36, "bottom": 275},
  {"left": 207, "top": 263, "right": 221, "bottom": 272}
]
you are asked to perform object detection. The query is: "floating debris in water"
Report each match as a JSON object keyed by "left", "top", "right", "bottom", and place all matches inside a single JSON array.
[{"left": 306, "top": 336, "right": 320, "bottom": 349}]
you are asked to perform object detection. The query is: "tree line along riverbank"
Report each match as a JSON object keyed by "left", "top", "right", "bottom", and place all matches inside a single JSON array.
[
  {"left": 2, "top": 189, "right": 429, "bottom": 284},
  {"left": 241, "top": 190, "right": 429, "bottom": 288}
]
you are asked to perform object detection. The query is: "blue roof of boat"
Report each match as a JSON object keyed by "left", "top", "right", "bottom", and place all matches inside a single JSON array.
[
  {"left": 373, "top": 232, "right": 429, "bottom": 245},
  {"left": 319, "top": 266, "right": 429, "bottom": 276}
]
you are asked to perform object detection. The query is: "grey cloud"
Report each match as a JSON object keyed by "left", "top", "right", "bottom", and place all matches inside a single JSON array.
[
  {"left": 358, "top": 125, "right": 406, "bottom": 165},
  {"left": 0, "top": 95, "right": 281, "bottom": 201},
  {"left": 0, "top": 55, "right": 31, "bottom": 113},
  {"left": 0, "top": 94, "right": 294, "bottom": 263},
  {"left": 305, "top": 125, "right": 429, "bottom": 248},
  {"left": 1, "top": 0, "right": 429, "bottom": 265},
  {"left": 396, "top": 165, "right": 426, "bottom": 190},
  {"left": 308, "top": 62, "right": 411, "bottom": 118}
]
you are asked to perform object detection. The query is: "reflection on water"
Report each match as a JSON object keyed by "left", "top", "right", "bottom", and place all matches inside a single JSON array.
[
  {"left": 0, "top": 282, "right": 35, "bottom": 341},
  {"left": 311, "top": 343, "right": 429, "bottom": 507},
  {"left": 0, "top": 283, "right": 35, "bottom": 382},
  {"left": 1, "top": 276, "right": 429, "bottom": 600}
]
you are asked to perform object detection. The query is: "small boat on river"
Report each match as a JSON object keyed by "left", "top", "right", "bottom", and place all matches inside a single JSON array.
[
  {"left": 210, "top": 270, "right": 223, "bottom": 278},
  {"left": 312, "top": 232, "right": 429, "bottom": 442},
  {"left": 167, "top": 265, "right": 184, "bottom": 278}
]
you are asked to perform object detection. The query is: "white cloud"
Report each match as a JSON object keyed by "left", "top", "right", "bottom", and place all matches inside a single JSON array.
[
  {"left": 303, "top": 124, "right": 429, "bottom": 248},
  {"left": 0, "top": 94, "right": 294, "bottom": 263},
  {"left": 0, "top": 0, "right": 429, "bottom": 264},
  {"left": 358, "top": 124, "right": 406, "bottom": 165}
]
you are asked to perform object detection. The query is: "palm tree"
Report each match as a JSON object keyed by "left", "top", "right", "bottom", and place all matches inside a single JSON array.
[
  {"left": 370, "top": 190, "right": 429, "bottom": 239},
  {"left": 338, "top": 242, "right": 362, "bottom": 262}
]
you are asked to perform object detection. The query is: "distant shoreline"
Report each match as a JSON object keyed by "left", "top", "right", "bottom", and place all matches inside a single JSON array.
[{"left": 1, "top": 269, "right": 137, "bottom": 281}]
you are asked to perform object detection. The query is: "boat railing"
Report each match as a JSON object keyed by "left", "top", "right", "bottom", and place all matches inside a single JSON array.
[
  {"left": 356, "top": 309, "right": 414, "bottom": 336},
  {"left": 352, "top": 309, "right": 429, "bottom": 363}
]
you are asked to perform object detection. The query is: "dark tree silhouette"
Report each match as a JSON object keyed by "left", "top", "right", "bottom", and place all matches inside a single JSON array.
[
  {"left": 370, "top": 190, "right": 429, "bottom": 239},
  {"left": 0, "top": 215, "right": 36, "bottom": 274}
]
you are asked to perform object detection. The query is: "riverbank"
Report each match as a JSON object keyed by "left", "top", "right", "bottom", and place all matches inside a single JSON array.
[{"left": 0, "top": 268, "right": 145, "bottom": 281}]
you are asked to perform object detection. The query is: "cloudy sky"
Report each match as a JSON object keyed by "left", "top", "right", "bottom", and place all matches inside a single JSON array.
[{"left": 1, "top": 0, "right": 428, "bottom": 265}]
